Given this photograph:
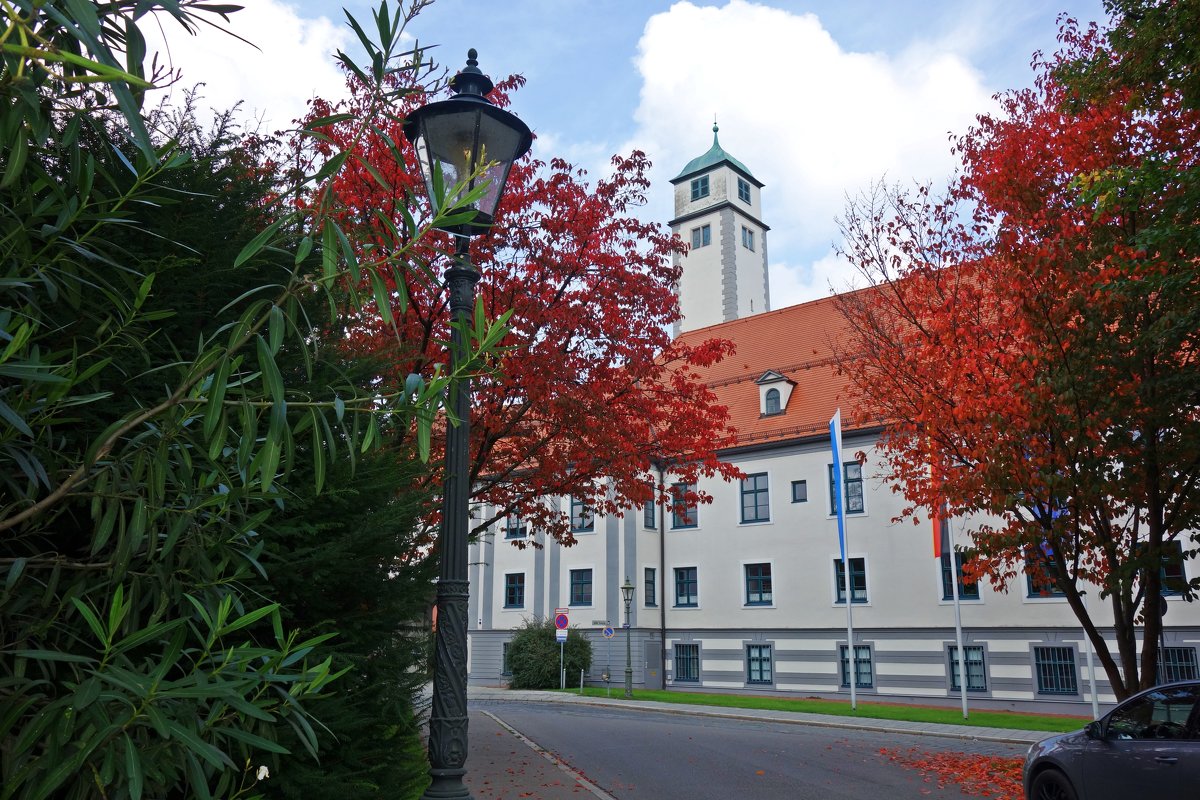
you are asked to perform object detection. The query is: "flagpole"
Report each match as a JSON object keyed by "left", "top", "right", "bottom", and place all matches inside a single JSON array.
[
  {"left": 830, "top": 410, "right": 856, "bottom": 710},
  {"left": 949, "top": 516, "right": 968, "bottom": 720}
]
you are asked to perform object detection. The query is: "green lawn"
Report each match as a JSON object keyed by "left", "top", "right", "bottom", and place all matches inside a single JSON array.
[{"left": 564, "top": 687, "right": 1086, "bottom": 733}]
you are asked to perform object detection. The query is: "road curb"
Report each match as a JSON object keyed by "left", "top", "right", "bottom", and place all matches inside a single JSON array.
[{"left": 471, "top": 690, "right": 1045, "bottom": 746}]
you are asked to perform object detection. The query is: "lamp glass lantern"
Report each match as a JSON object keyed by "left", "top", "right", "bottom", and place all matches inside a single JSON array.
[
  {"left": 403, "top": 49, "right": 533, "bottom": 236},
  {"left": 621, "top": 576, "right": 635, "bottom": 610}
]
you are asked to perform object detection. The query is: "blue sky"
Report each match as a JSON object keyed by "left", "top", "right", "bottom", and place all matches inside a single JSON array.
[{"left": 149, "top": 0, "right": 1110, "bottom": 308}]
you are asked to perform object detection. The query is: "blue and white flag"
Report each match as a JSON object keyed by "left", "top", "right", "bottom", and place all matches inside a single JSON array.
[{"left": 830, "top": 409, "right": 847, "bottom": 562}]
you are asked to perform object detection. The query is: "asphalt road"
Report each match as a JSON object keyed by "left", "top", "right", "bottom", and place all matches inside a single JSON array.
[{"left": 473, "top": 700, "right": 1029, "bottom": 800}]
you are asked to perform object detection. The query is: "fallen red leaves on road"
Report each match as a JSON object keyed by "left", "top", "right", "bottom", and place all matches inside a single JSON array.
[{"left": 881, "top": 748, "right": 1024, "bottom": 799}]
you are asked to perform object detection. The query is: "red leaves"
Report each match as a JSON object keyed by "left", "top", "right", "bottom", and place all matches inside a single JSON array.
[
  {"left": 302, "top": 70, "right": 737, "bottom": 545},
  {"left": 881, "top": 748, "right": 1023, "bottom": 799}
]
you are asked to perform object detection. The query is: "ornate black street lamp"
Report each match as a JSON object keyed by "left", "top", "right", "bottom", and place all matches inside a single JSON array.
[
  {"left": 622, "top": 576, "right": 635, "bottom": 699},
  {"left": 404, "top": 50, "right": 532, "bottom": 800}
]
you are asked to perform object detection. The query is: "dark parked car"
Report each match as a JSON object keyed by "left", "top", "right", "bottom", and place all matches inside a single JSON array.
[{"left": 1024, "top": 681, "right": 1200, "bottom": 799}]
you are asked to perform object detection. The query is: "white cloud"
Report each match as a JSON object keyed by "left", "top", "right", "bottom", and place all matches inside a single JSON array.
[
  {"left": 626, "top": 0, "right": 996, "bottom": 307},
  {"left": 140, "top": 1, "right": 352, "bottom": 134}
]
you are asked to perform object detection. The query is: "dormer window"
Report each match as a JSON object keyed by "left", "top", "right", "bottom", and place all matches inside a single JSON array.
[
  {"left": 690, "top": 176, "right": 709, "bottom": 201},
  {"left": 755, "top": 370, "right": 795, "bottom": 416},
  {"left": 764, "top": 388, "right": 781, "bottom": 415}
]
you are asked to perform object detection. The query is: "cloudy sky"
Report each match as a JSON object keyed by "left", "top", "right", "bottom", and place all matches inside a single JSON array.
[{"left": 145, "top": 0, "right": 1109, "bottom": 308}]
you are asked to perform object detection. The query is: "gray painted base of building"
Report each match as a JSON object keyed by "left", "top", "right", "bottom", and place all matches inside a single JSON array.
[{"left": 470, "top": 625, "right": 1200, "bottom": 717}]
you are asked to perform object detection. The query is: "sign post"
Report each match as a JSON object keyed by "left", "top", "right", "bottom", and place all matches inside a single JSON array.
[
  {"left": 555, "top": 608, "right": 569, "bottom": 689},
  {"left": 602, "top": 626, "right": 615, "bottom": 697}
]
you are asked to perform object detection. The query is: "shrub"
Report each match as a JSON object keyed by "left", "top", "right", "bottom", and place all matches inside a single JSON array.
[{"left": 508, "top": 619, "right": 592, "bottom": 690}]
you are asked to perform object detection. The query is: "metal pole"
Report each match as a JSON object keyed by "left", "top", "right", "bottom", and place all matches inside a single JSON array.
[
  {"left": 424, "top": 237, "right": 477, "bottom": 800},
  {"left": 1083, "top": 591, "right": 1100, "bottom": 719},
  {"left": 949, "top": 518, "right": 969, "bottom": 720},
  {"left": 624, "top": 598, "right": 633, "bottom": 698}
]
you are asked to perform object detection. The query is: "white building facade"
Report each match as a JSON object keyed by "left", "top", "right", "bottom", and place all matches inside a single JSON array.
[{"left": 465, "top": 131, "right": 1200, "bottom": 714}]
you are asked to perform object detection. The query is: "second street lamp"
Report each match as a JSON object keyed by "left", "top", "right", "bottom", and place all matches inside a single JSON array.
[
  {"left": 622, "top": 576, "right": 635, "bottom": 699},
  {"left": 404, "top": 49, "right": 532, "bottom": 800}
]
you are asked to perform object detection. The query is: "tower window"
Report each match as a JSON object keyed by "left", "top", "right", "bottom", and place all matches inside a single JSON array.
[
  {"left": 690, "top": 176, "right": 709, "bottom": 201},
  {"left": 741, "top": 226, "right": 754, "bottom": 251},
  {"left": 690, "top": 224, "right": 711, "bottom": 249},
  {"left": 737, "top": 177, "right": 751, "bottom": 203}
]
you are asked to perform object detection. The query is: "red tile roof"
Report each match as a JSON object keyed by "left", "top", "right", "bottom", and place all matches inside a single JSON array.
[{"left": 676, "top": 291, "right": 873, "bottom": 447}]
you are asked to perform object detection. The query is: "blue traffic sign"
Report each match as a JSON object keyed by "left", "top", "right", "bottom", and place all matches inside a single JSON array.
[
  {"left": 554, "top": 613, "right": 569, "bottom": 629},
  {"left": 602, "top": 627, "right": 615, "bottom": 638}
]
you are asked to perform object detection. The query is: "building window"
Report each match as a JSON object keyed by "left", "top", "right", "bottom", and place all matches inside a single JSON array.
[
  {"left": 570, "top": 496, "right": 593, "bottom": 533},
  {"left": 670, "top": 482, "right": 697, "bottom": 529},
  {"left": 1025, "top": 544, "right": 1065, "bottom": 597},
  {"left": 690, "top": 223, "right": 711, "bottom": 249},
  {"left": 675, "top": 643, "right": 700, "bottom": 682},
  {"left": 1160, "top": 540, "right": 1188, "bottom": 596},
  {"left": 643, "top": 486, "right": 656, "bottom": 529},
  {"left": 839, "top": 644, "right": 873, "bottom": 688},
  {"left": 504, "top": 513, "right": 525, "bottom": 539},
  {"left": 791, "top": 480, "right": 808, "bottom": 503},
  {"left": 737, "top": 177, "right": 751, "bottom": 203},
  {"left": 502, "top": 642, "right": 512, "bottom": 676},
  {"left": 941, "top": 551, "right": 980, "bottom": 600},
  {"left": 828, "top": 462, "right": 865, "bottom": 514},
  {"left": 674, "top": 566, "right": 698, "bottom": 607},
  {"left": 504, "top": 573, "right": 525, "bottom": 608},
  {"left": 745, "top": 563, "right": 773, "bottom": 605},
  {"left": 740, "top": 473, "right": 770, "bottom": 523},
  {"left": 645, "top": 567, "right": 657, "bottom": 607},
  {"left": 741, "top": 225, "right": 754, "bottom": 251},
  {"left": 764, "top": 388, "right": 781, "bottom": 415},
  {"left": 690, "top": 176, "right": 709, "bottom": 201},
  {"left": 1159, "top": 647, "right": 1199, "bottom": 682},
  {"left": 834, "top": 557, "right": 868, "bottom": 604},
  {"left": 1034, "top": 646, "right": 1078, "bottom": 695},
  {"left": 569, "top": 568, "right": 592, "bottom": 606},
  {"left": 747, "top": 644, "right": 772, "bottom": 684},
  {"left": 948, "top": 645, "right": 987, "bottom": 691}
]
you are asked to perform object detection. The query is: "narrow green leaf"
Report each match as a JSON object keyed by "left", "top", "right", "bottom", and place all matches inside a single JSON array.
[
  {"left": 310, "top": 150, "right": 349, "bottom": 186},
  {"left": 203, "top": 356, "right": 232, "bottom": 439},
  {"left": 267, "top": 304, "right": 284, "bottom": 354},
  {"left": 214, "top": 725, "right": 291, "bottom": 754},
  {"left": 294, "top": 234, "right": 314, "bottom": 265},
  {"left": 311, "top": 411, "right": 325, "bottom": 494},
  {"left": 0, "top": 398, "right": 32, "bottom": 437},
  {"left": 12, "top": 649, "right": 96, "bottom": 664},
  {"left": 71, "top": 598, "right": 106, "bottom": 643},
  {"left": 368, "top": 267, "right": 394, "bottom": 325},
  {"left": 255, "top": 335, "right": 285, "bottom": 405},
  {"left": 305, "top": 113, "right": 355, "bottom": 127},
  {"left": 233, "top": 215, "right": 289, "bottom": 269},
  {"left": 124, "top": 735, "right": 143, "bottom": 800},
  {"left": 217, "top": 603, "right": 279, "bottom": 636}
]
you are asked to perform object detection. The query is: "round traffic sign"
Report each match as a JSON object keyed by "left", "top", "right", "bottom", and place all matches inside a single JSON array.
[
  {"left": 554, "top": 613, "right": 569, "bottom": 629},
  {"left": 602, "top": 627, "right": 615, "bottom": 638}
]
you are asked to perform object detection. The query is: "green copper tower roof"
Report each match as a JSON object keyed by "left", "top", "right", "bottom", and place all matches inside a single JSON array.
[{"left": 673, "top": 122, "right": 759, "bottom": 184}]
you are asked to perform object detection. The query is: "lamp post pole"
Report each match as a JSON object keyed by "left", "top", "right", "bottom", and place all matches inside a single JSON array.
[
  {"left": 404, "top": 49, "right": 532, "bottom": 800},
  {"left": 424, "top": 236, "right": 477, "bottom": 799},
  {"left": 622, "top": 577, "right": 634, "bottom": 699}
]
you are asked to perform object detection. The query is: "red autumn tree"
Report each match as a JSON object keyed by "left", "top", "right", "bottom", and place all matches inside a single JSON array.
[
  {"left": 300, "top": 70, "right": 740, "bottom": 547},
  {"left": 835, "top": 20, "right": 1200, "bottom": 699}
]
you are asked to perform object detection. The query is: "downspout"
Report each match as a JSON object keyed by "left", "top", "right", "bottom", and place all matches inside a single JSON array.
[{"left": 658, "top": 461, "right": 668, "bottom": 690}]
